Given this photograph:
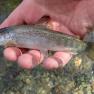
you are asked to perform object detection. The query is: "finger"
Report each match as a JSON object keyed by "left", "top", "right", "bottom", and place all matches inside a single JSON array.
[
  {"left": 43, "top": 52, "right": 73, "bottom": 69},
  {"left": 17, "top": 50, "right": 44, "bottom": 69},
  {"left": 0, "top": 0, "right": 45, "bottom": 28},
  {"left": 28, "top": 50, "right": 44, "bottom": 65},
  {"left": 3, "top": 47, "right": 22, "bottom": 61},
  {"left": 53, "top": 52, "right": 73, "bottom": 67},
  {"left": 17, "top": 54, "right": 34, "bottom": 69},
  {"left": 42, "top": 57, "right": 59, "bottom": 69}
]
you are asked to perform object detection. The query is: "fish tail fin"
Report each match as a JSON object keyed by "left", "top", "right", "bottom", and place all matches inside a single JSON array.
[{"left": 83, "top": 31, "right": 94, "bottom": 43}]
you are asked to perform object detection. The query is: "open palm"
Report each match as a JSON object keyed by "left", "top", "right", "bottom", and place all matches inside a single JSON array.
[{"left": 0, "top": 0, "right": 94, "bottom": 69}]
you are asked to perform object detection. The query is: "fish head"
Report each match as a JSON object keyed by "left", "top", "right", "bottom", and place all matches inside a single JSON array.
[{"left": 0, "top": 27, "right": 14, "bottom": 46}]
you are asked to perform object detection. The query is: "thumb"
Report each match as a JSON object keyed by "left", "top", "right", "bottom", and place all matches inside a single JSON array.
[
  {"left": 0, "top": 2, "right": 24, "bottom": 28},
  {"left": 0, "top": 0, "right": 45, "bottom": 28}
]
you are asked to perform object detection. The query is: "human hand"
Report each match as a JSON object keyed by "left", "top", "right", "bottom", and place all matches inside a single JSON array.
[{"left": 0, "top": 0, "right": 94, "bottom": 69}]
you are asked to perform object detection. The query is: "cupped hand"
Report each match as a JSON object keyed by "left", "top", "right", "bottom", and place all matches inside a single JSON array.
[{"left": 0, "top": 0, "right": 94, "bottom": 69}]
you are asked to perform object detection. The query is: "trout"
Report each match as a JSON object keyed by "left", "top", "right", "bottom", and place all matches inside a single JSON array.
[{"left": 0, "top": 25, "right": 89, "bottom": 54}]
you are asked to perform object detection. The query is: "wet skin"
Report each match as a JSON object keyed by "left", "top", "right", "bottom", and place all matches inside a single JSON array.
[{"left": 0, "top": 0, "right": 94, "bottom": 69}]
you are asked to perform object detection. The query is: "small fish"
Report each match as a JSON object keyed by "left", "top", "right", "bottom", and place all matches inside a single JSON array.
[{"left": 0, "top": 25, "right": 88, "bottom": 55}]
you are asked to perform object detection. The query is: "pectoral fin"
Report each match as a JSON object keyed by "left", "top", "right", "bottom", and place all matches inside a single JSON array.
[{"left": 5, "top": 40, "right": 17, "bottom": 48}]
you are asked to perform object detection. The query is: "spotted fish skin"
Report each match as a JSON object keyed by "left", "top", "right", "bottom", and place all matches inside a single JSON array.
[{"left": 0, "top": 25, "right": 87, "bottom": 54}]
